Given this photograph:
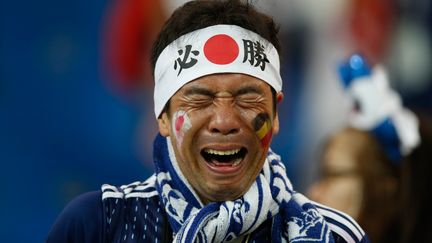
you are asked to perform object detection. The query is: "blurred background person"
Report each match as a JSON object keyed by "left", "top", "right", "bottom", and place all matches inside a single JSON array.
[
  {"left": 255, "top": 0, "right": 432, "bottom": 190},
  {"left": 308, "top": 55, "right": 432, "bottom": 243}
]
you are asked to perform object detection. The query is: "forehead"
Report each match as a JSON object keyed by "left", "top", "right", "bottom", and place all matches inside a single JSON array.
[{"left": 177, "top": 73, "right": 273, "bottom": 93}]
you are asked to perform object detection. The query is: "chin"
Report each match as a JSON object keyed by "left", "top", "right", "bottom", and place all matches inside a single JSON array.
[
  {"left": 205, "top": 185, "right": 248, "bottom": 202},
  {"left": 209, "top": 194, "right": 241, "bottom": 203}
]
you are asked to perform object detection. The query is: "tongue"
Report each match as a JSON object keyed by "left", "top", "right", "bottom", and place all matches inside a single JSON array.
[{"left": 209, "top": 157, "right": 241, "bottom": 167}]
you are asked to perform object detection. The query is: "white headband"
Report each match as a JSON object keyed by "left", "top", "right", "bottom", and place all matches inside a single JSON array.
[{"left": 154, "top": 24, "right": 282, "bottom": 118}]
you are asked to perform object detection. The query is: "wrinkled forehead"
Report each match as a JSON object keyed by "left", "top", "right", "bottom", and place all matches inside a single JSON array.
[{"left": 153, "top": 24, "right": 282, "bottom": 118}]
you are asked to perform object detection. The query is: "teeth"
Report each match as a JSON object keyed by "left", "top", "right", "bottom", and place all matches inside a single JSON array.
[
  {"left": 204, "top": 148, "right": 240, "bottom": 156},
  {"left": 232, "top": 158, "right": 241, "bottom": 166},
  {"left": 210, "top": 157, "right": 242, "bottom": 167}
]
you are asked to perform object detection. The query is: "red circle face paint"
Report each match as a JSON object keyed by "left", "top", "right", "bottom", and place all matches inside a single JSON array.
[
  {"left": 172, "top": 110, "right": 192, "bottom": 148},
  {"left": 203, "top": 34, "right": 239, "bottom": 65},
  {"left": 175, "top": 115, "right": 185, "bottom": 132}
]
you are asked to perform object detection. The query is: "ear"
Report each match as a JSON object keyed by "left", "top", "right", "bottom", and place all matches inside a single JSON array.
[
  {"left": 272, "top": 112, "right": 280, "bottom": 135},
  {"left": 157, "top": 112, "right": 171, "bottom": 137},
  {"left": 272, "top": 92, "right": 283, "bottom": 135},
  {"left": 276, "top": 91, "right": 284, "bottom": 104}
]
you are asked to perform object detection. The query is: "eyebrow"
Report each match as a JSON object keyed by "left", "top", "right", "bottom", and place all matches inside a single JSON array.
[
  {"left": 183, "top": 85, "right": 264, "bottom": 97},
  {"left": 183, "top": 87, "right": 215, "bottom": 97},
  {"left": 234, "top": 86, "right": 264, "bottom": 96}
]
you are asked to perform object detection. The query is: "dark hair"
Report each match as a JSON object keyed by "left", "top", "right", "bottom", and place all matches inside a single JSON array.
[
  {"left": 323, "top": 114, "right": 432, "bottom": 243},
  {"left": 150, "top": 0, "right": 281, "bottom": 115},
  {"left": 399, "top": 114, "right": 432, "bottom": 243},
  {"left": 323, "top": 128, "right": 400, "bottom": 243},
  {"left": 150, "top": 0, "right": 281, "bottom": 73},
  {"left": 351, "top": 129, "right": 400, "bottom": 243}
]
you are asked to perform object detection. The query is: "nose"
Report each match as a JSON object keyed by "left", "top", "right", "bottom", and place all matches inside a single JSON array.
[{"left": 207, "top": 102, "right": 241, "bottom": 135}]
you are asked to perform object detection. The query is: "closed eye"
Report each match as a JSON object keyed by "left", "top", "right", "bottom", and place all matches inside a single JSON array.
[
  {"left": 237, "top": 93, "right": 261, "bottom": 101},
  {"left": 184, "top": 95, "right": 213, "bottom": 108},
  {"left": 236, "top": 94, "right": 264, "bottom": 107},
  {"left": 182, "top": 87, "right": 215, "bottom": 107}
]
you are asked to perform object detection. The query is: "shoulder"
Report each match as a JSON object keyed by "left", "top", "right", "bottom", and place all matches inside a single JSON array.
[
  {"left": 289, "top": 192, "right": 368, "bottom": 243},
  {"left": 312, "top": 201, "right": 369, "bottom": 243},
  {"left": 101, "top": 174, "right": 158, "bottom": 200},
  {"left": 47, "top": 191, "right": 103, "bottom": 243},
  {"left": 47, "top": 176, "right": 165, "bottom": 243},
  {"left": 101, "top": 176, "right": 170, "bottom": 241},
  {"left": 101, "top": 175, "right": 162, "bottom": 226}
]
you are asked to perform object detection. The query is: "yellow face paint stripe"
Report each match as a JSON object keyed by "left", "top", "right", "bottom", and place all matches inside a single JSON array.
[{"left": 256, "top": 120, "right": 271, "bottom": 139}]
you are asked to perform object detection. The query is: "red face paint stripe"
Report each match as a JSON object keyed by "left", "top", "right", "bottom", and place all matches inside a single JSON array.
[{"left": 260, "top": 129, "right": 273, "bottom": 147}]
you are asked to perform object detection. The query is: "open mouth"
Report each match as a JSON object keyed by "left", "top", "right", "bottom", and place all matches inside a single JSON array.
[{"left": 201, "top": 147, "right": 247, "bottom": 167}]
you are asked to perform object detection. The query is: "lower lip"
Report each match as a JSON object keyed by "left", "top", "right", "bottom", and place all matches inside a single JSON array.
[{"left": 205, "top": 160, "right": 243, "bottom": 175}]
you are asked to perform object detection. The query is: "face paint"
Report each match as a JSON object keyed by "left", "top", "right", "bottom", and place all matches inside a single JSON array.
[
  {"left": 172, "top": 110, "right": 192, "bottom": 147},
  {"left": 252, "top": 113, "right": 273, "bottom": 147}
]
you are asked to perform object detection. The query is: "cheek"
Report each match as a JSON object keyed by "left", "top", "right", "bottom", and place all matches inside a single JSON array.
[
  {"left": 252, "top": 112, "right": 273, "bottom": 147},
  {"left": 172, "top": 110, "right": 192, "bottom": 146}
]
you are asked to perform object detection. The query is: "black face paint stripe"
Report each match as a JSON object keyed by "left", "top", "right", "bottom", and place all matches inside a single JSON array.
[{"left": 252, "top": 113, "right": 270, "bottom": 131}]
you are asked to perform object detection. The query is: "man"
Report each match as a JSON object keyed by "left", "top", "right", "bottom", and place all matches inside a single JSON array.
[{"left": 47, "top": 1, "right": 369, "bottom": 242}]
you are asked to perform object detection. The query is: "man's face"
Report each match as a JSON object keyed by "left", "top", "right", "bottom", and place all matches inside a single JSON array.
[{"left": 158, "top": 73, "right": 281, "bottom": 204}]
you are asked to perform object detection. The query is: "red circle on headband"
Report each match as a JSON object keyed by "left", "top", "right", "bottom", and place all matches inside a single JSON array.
[{"left": 204, "top": 34, "right": 239, "bottom": 65}]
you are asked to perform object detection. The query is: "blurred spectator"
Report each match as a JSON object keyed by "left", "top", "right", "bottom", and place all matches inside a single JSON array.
[
  {"left": 308, "top": 55, "right": 432, "bottom": 243},
  {"left": 309, "top": 115, "right": 432, "bottom": 243},
  {"left": 101, "top": 0, "right": 165, "bottom": 94},
  {"left": 255, "top": 0, "right": 431, "bottom": 191}
]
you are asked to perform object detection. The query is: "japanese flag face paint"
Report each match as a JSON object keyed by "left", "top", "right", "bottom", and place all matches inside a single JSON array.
[
  {"left": 252, "top": 113, "right": 273, "bottom": 147},
  {"left": 154, "top": 24, "right": 282, "bottom": 118},
  {"left": 172, "top": 110, "right": 192, "bottom": 148}
]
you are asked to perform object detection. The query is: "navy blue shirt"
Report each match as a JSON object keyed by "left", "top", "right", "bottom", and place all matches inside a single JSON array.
[
  {"left": 47, "top": 180, "right": 369, "bottom": 243},
  {"left": 47, "top": 189, "right": 174, "bottom": 242}
]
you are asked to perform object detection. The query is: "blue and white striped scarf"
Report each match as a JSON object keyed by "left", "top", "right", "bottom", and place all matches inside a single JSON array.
[{"left": 154, "top": 134, "right": 334, "bottom": 242}]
